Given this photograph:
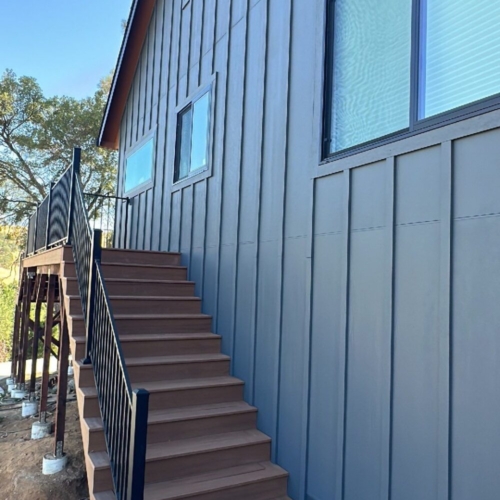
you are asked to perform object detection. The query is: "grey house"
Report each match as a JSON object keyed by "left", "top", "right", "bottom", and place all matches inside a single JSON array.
[
  {"left": 96, "top": 0, "right": 500, "bottom": 498},
  {"left": 96, "top": 0, "right": 500, "bottom": 500}
]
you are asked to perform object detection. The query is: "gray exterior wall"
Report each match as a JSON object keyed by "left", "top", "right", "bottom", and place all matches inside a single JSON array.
[{"left": 114, "top": 1, "right": 500, "bottom": 499}]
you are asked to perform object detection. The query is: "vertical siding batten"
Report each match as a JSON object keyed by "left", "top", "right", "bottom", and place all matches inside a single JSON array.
[
  {"left": 273, "top": 0, "right": 293, "bottom": 465},
  {"left": 233, "top": 0, "right": 265, "bottom": 401},
  {"left": 384, "top": 157, "right": 396, "bottom": 500},
  {"left": 250, "top": 0, "right": 269, "bottom": 406},
  {"left": 439, "top": 141, "right": 452, "bottom": 500},
  {"left": 339, "top": 169, "right": 351, "bottom": 500},
  {"left": 229, "top": 0, "right": 250, "bottom": 374},
  {"left": 208, "top": 0, "right": 231, "bottom": 333}
]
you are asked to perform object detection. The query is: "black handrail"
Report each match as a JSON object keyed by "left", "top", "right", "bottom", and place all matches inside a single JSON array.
[{"left": 23, "top": 147, "right": 149, "bottom": 499}]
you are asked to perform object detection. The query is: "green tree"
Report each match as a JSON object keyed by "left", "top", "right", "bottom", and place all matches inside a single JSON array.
[
  {"left": 0, "top": 69, "right": 117, "bottom": 225},
  {"left": 0, "top": 280, "right": 16, "bottom": 362}
]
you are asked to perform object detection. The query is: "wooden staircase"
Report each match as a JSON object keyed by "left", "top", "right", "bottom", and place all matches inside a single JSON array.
[{"left": 60, "top": 246, "right": 290, "bottom": 500}]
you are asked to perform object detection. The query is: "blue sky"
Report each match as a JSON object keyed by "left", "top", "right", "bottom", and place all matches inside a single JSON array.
[{"left": 0, "top": 0, "right": 133, "bottom": 99}]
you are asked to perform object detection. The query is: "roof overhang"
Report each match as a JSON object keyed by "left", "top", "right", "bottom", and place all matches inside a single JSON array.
[{"left": 97, "top": 0, "right": 157, "bottom": 150}]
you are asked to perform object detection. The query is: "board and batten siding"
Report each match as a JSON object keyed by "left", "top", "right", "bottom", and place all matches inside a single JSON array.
[{"left": 114, "top": 1, "right": 500, "bottom": 499}]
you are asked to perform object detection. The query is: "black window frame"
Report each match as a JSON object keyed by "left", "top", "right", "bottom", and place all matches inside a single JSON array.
[
  {"left": 173, "top": 79, "right": 215, "bottom": 187},
  {"left": 322, "top": 0, "right": 500, "bottom": 162}
]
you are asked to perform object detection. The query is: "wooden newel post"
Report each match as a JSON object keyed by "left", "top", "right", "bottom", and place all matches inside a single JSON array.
[
  {"left": 127, "top": 389, "right": 149, "bottom": 500},
  {"left": 45, "top": 182, "right": 55, "bottom": 250},
  {"left": 83, "top": 229, "right": 102, "bottom": 365},
  {"left": 67, "top": 147, "right": 81, "bottom": 244}
]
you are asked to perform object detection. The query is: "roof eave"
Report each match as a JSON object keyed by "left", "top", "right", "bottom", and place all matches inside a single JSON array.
[{"left": 97, "top": 0, "right": 157, "bottom": 150}]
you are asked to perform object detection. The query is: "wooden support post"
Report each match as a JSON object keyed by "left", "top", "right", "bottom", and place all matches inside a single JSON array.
[
  {"left": 53, "top": 297, "right": 69, "bottom": 457},
  {"left": 29, "top": 275, "right": 47, "bottom": 394},
  {"left": 11, "top": 301, "right": 21, "bottom": 380},
  {"left": 17, "top": 273, "right": 32, "bottom": 386},
  {"left": 40, "top": 273, "right": 57, "bottom": 422}
]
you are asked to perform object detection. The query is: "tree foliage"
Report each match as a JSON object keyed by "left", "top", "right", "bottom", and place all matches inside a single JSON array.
[{"left": 0, "top": 69, "right": 117, "bottom": 224}]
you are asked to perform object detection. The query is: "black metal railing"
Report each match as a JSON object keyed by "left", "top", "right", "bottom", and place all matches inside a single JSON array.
[
  {"left": 23, "top": 147, "right": 147, "bottom": 500},
  {"left": 48, "top": 167, "right": 72, "bottom": 247},
  {"left": 34, "top": 196, "right": 49, "bottom": 252},
  {"left": 26, "top": 153, "right": 126, "bottom": 256},
  {"left": 91, "top": 263, "right": 148, "bottom": 498},
  {"left": 84, "top": 192, "right": 129, "bottom": 249},
  {"left": 26, "top": 212, "right": 36, "bottom": 256}
]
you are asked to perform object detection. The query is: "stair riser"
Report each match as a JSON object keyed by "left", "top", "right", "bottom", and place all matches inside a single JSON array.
[
  {"left": 72, "top": 337, "right": 222, "bottom": 360},
  {"left": 81, "top": 395, "right": 100, "bottom": 419},
  {"left": 115, "top": 317, "right": 212, "bottom": 335},
  {"left": 69, "top": 296, "right": 201, "bottom": 315},
  {"left": 69, "top": 318, "right": 85, "bottom": 336},
  {"left": 87, "top": 430, "right": 107, "bottom": 454},
  {"left": 128, "top": 360, "right": 230, "bottom": 383},
  {"left": 177, "top": 476, "right": 289, "bottom": 500},
  {"left": 73, "top": 364, "right": 94, "bottom": 388},
  {"left": 148, "top": 385, "right": 244, "bottom": 411},
  {"left": 103, "top": 265, "right": 187, "bottom": 281},
  {"left": 147, "top": 411, "right": 257, "bottom": 443},
  {"left": 68, "top": 297, "right": 83, "bottom": 316},
  {"left": 110, "top": 298, "right": 201, "bottom": 315},
  {"left": 91, "top": 443, "right": 270, "bottom": 494},
  {"left": 70, "top": 317, "right": 215, "bottom": 336},
  {"left": 63, "top": 262, "right": 188, "bottom": 281},
  {"left": 146, "top": 442, "right": 270, "bottom": 483},
  {"left": 101, "top": 250, "right": 181, "bottom": 266},
  {"left": 106, "top": 281, "right": 196, "bottom": 297},
  {"left": 88, "top": 459, "right": 113, "bottom": 494}
]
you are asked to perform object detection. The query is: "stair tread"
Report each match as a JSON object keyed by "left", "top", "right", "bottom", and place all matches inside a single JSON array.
[
  {"left": 73, "top": 332, "right": 221, "bottom": 343},
  {"left": 90, "top": 429, "right": 271, "bottom": 469},
  {"left": 133, "top": 376, "right": 245, "bottom": 393},
  {"left": 85, "top": 401, "right": 257, "bottom": 431},
  {"left": 102, "top": 262, "right": 187, "bottom": 270},
  {"left": 63, "top": 276, "right": 195, "bottom": 284},
  {"left": 144, "top": 462, "right": 288, "bottom": 500},
  {"left": 67, "top": 295, "right": 200, "bottom": 301},
  {"left": 95, "top": 462, "right": 287, "bottom": 500},
  {"left": 113, "top": 313, "right": 211, "bottom": 319},
  {"left": 109, "top": 296, "right": 201, "bottom": 301},
  {"left": 79, "top": 376, "right": 243, "bottom": 399},
  {"left": 125, "top": 353, "right": 230, "bottom": 366},
  {"left": 102, "top": 248, "right": 181, "bottom": 256},
  {"left": 70, "top": 313, "right": 210, "bottom": 320}
]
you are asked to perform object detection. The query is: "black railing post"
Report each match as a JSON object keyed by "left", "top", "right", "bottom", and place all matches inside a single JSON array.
[
  {"left": 45, "top": 182, "right": 55, "bottom": 250},
  {"left": 124, "top": 199, "right": 129, "bottom": 250},
  {"left": 83, "top": 229, "right": 102, "bottom": 365},
  {"left": 32, "top": 205, "right": 39, "bottom": 255},
  {"left": 127, "top": 389, "right": 149, "bottom": 500},
  {"left": 67, "top": 147, "right": 81, "bottom": 244}
]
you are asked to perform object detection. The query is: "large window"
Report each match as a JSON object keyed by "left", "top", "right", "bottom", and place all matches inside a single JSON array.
[
  {"left": 324, "top": 0, "right": 500, "bottom": 157},
  {"left": 124, "top": 135, "right": 154, "bottom": 195},
  {"left": 174, "top": 86, "right": 212, "bottom": 183}
]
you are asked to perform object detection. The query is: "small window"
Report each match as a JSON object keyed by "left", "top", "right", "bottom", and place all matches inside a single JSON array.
[
  {"left": 174, "top": 87, "right": 212, "bottom": 183},
  {"left": 124, "top": 136, "right": 154, "bottom": 195}
]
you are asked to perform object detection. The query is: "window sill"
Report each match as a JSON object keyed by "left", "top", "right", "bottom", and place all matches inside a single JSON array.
[
  {"left": 171, "top": 167, "right": 211, "bottom": 192},
  {"left": 123, "top": 180, "right": 154, "bottom": 198},
  {"left": 315, "top": 103, "right": 500, "bottom": 178}
]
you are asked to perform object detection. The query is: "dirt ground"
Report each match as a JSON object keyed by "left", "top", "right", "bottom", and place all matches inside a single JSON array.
[{"left": 0, "top": 381, "right": 89, "bottom": 500}]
